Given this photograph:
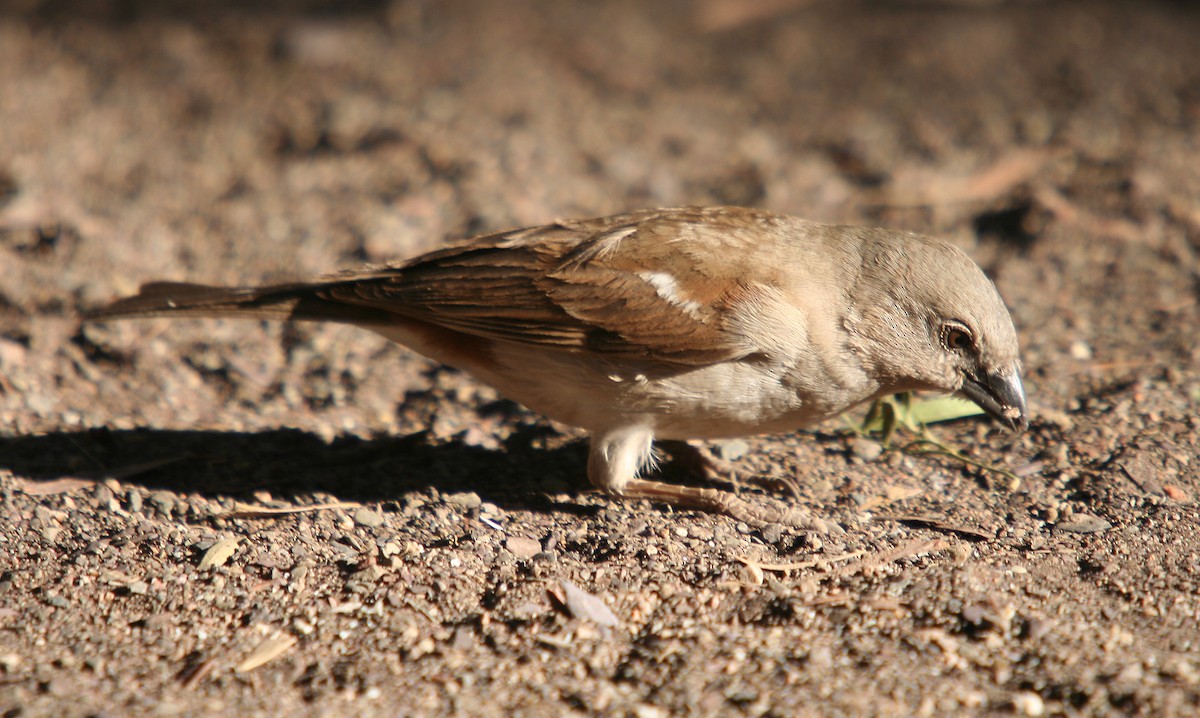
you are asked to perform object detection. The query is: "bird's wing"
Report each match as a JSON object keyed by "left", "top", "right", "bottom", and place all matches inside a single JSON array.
[{"left": 317, "top": 207, "right": 783, "bottom": 367}]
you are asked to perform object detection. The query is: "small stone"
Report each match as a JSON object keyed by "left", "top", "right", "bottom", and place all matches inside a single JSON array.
[
  {"left": 1115, "top": 662, "right": 1144, "bottom": 683},
  {"left": 1055, "top": 514, "right": 1112, "bottom": 534},
  {"left": 1069, "top": 340, "right": 1092, "bottom": 360},
  {"left": 1164, "top": 484, "right": 1188, "bottom": 501},
  {"left": 714, "top": 439, "right": 750, "bottom": 461},
  {"left": 149, "top": 491, "right": 175, "bottom": 516},
  {"left": 127, "top": 580, "right": 149, "bottom": 596},
  {"left": 962, "top": 604, "right": 990, "bottom": 626},
  {"left": 504, "top": 536, "right": 542, "bottom": 560},
  {"left": 1166, "top": 658, "right": 1200, "bottom": 684},
  {"left": 560, "top": 580, "right": 620, "bottom": 627},
  {"left": 93, "top": 483, "right": 114, "bottom": 505},
  {"left": 808, "top": 645, "right": 833, "bottom": 669},
  {"left": 1012, "top": 691, "right": 1045, "bottom": 716},
  {"left": 354, "top": 507, "right": 385, "bottom": 528},
  {"left": 1026, "top": 617, "right": 1054, "bottom": 641},
  {"left": 759, "top": 523, "right": 784, "bottom": 544},
  {"left": 810, "top": 479, "right": 833, "bottom": 494},
  {"left": 511, "top": 601, "right": 544, "bottom": 620},
  {"left": 126, "top": 490, "right": 142, "bottom": 513},
  {"left": 347, "top": 564, "right": 385, "bottom": 594},
  {"left": 850, "top": 437, "right": 883, "bottom": 462},
  {"left": 739, "top": 562, "right": 764, "bottom": 586},
  {"left": 445, "top": 492, "right": 482, "bottom": 509}
]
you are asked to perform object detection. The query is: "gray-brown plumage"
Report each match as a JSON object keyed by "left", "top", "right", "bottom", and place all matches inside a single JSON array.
[{"left": 89, "top": 206, "right": 1027, "bottom": 529}]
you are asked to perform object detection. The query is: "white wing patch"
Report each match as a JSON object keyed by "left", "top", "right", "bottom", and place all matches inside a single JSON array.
[{"left": 638, "top": 271, "right": 703, "bottom": 317}]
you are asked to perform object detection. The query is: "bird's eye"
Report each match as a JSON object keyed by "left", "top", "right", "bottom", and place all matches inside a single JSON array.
[{"left": 942, "top": 323, "right": 975, "bottom": 352}]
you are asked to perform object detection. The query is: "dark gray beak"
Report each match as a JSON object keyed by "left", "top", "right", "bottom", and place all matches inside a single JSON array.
[{"left": 959, "top": 366, "right": 1028, "bottom": 431}]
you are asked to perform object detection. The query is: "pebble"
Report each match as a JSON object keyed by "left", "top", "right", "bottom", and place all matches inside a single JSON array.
[
  {"left": 445, "top": 492, "right": 482, "bottom": 509},
  {"left": 1012, "top": 691, "right": 1045, "bottom": 716},
  {"left": 93, "top": 483, "right": 114, "bottom": 505},
  {"left": 850, "top": 437, "right": 883, "bottom": 462},
  {"left": 354, "top": 507, "right": 385, "bottom": 528},
  {"left": 149, "top": 491, "right": 175, "bottom": 516},
  {"left": 759, "top": 523, "right": 784, "bottom": 544},
  {"left": 504, "top": 536, "right": 541, "bottom": 560},
  {"left": 1055, "top": 514, "right": 1112, "bottom": 534},
  {"left": 714, "top": 439, "right": 749, "bottom": 461}
]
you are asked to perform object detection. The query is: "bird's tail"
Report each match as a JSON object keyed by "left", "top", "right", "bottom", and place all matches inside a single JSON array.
[{"left": 84, "top": 281, "right": 394, "bottom": 325}]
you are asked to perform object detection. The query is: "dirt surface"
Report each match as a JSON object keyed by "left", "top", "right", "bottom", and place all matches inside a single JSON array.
[{"left": 2, "top": 1, "right": 1200, "bottom": 715}]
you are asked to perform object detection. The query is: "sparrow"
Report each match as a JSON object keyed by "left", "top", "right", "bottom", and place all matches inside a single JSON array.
[{"left": 87, "top": 206, "right": 1027, "bottom": 530}]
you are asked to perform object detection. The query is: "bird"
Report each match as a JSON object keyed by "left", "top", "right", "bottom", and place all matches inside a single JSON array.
[{"left": 87, "top": 206, "right": 1027, "bottom": 530}]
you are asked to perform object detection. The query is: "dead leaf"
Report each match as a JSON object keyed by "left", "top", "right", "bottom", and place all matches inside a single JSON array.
[
  {"left": 236, "top": 634, "right": 297, "bottom": 673},
  {"left": 197, "top": 537, "right": 241, "bottom": 570}
]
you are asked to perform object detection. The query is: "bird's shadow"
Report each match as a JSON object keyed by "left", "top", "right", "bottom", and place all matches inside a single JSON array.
[{"left": 0, "top": 424, "right": 601, "bottom": 517}]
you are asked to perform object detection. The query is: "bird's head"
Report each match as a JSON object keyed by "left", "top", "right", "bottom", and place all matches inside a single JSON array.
[{"left": 847, "top": 232, "right": 1028, "bottom": 431}]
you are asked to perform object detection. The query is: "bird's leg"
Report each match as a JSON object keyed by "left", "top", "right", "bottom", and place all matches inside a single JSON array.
[{"left": 587, "top": 429, "right": 837, "bottom": 532}]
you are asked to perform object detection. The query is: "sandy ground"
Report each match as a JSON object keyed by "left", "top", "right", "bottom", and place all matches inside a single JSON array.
[{"left": 2, "top": 0, "right": 1200, "bottom": 715}]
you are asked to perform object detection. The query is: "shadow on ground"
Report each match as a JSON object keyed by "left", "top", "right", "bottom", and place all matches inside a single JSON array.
[{"left": 0, "top": 425, "right": 600, "bottom": 516}]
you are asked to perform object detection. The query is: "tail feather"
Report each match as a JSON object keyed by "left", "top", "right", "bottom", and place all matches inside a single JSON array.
[{"left": 85, "top": 281, "right": 396, "bottom": 325}]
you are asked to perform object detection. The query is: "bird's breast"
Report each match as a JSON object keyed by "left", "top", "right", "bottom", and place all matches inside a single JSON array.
[{"left": 371, "top": 320, "right": 870, "bottom": 439}]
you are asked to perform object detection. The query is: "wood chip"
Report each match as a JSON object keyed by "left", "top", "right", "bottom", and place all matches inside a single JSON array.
[
  {"left": 197, "top": 537, "right": 241, "bottom": 570},
  {"left": 217, "top": 501, "right": 361, "bottom": 519},
  {"left": 1054, "top": 514, "right": 1112, "bottom": 534},
  {"left": 830, "top": 538, "right": 949, "bottom": 578},
  {"left": 734, "top": 551, "right": 866, "bottom": 574},
  {"left": 859, "top": 484, "right": 923, "bottom": 511},
  {"left": 881, "top": 148, "right": 1052, "bottom": 208},
  {"left": 236, "top": 635, "right": 297, "bottom": 673},
  {"left": 178, "top": 656, "right": 216, "bottom": 689},
  {"left": 16, "top": 477, "right": 95, "bottom": 495}
]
